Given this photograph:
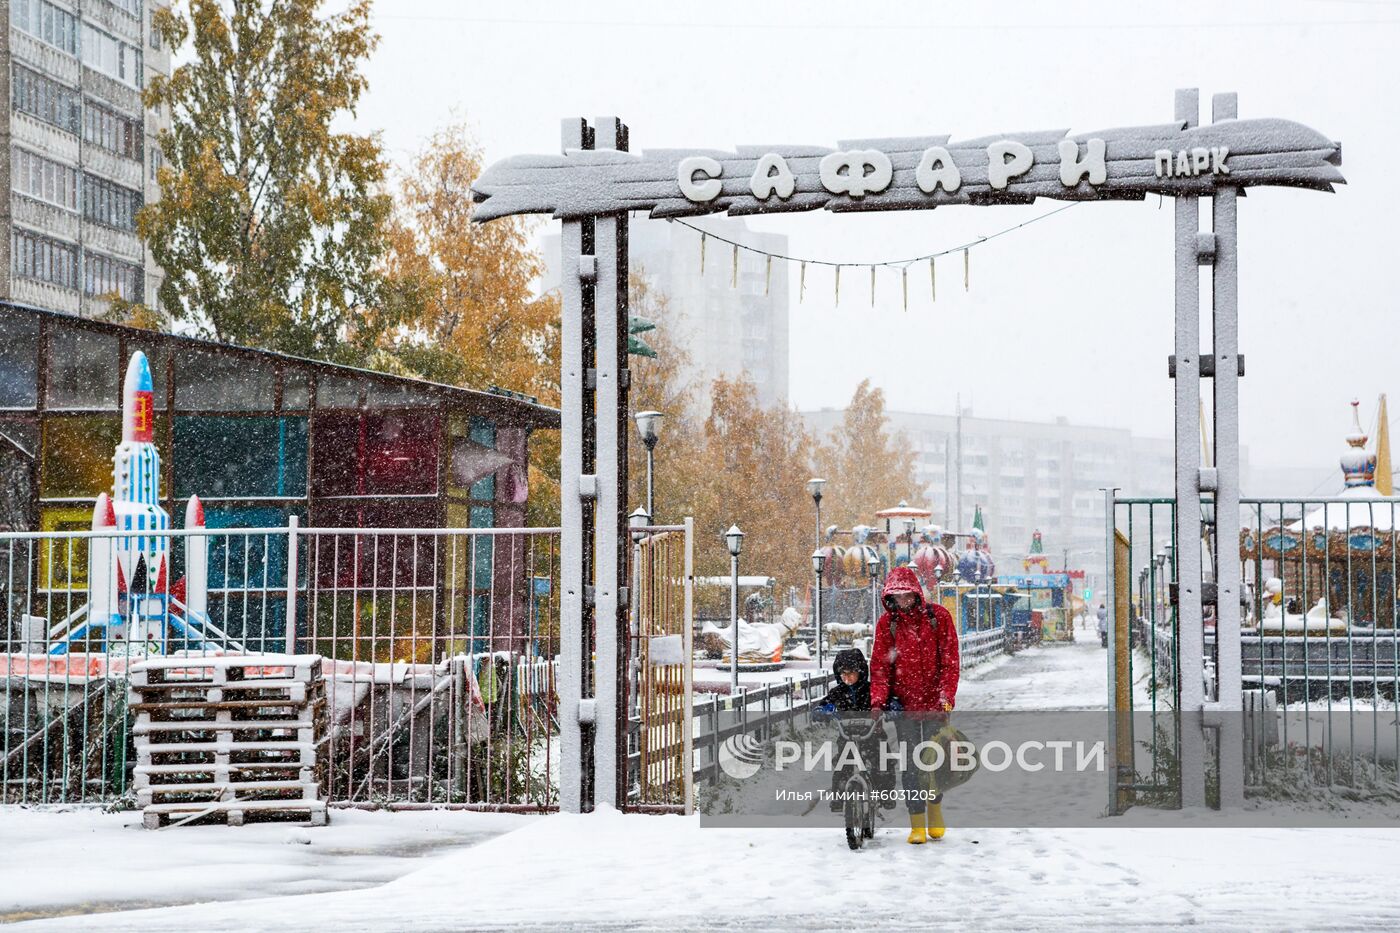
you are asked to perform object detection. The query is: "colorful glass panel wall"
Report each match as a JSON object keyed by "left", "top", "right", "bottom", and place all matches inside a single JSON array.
[
  {"left": 173, "top": 416, "right": 308, "bottom": 498},
  {"left": 0, "top": 315, "right": 39, "bottom": 408},
  {"left": 41, "top": 415, "right": 120, "bottom": 497},
  {"left": 313, "top": 411, "right": 440, "bottom": 497},
  {"left": 175, "top": 349, "right": 274, "bottom": 411},
  {"left": 46, "top": 326, "right": 118, "bottom": 409}
]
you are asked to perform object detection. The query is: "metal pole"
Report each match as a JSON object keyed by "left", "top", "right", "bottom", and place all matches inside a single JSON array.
[
  {"left": 871, "top": 572, "right": 879, "bottom": 628},
  {"left": 814, "top": 497, "right": 822, "bottom": 552},
  {"left": 815, "top": 567, "right": 824, "bottom": 670},
  {"left": 682, "top": 517, "right": 695, "bottom": 815},
  {"left": 284, "top": 514, "right": 299, "bottom": 654},
  {"left": 1173, "top": 87, "right": 1208, "bottom": 809},
  {"left": 1105, "top": 486, "right": 1120, "bottom": 813},
  {"left": 730, "top": 554, "right": 740, "bottom": 698},
  {"left": 645, "top": 447, "right": 655, "bottom": 519}
]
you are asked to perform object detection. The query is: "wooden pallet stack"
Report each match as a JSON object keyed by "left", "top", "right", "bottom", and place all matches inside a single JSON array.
[{"left": 129, "top": 654, "right": 328, "bottom": 828}]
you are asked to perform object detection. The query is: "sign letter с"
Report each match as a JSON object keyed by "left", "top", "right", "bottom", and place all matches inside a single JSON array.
[{"left": 678, "top": 156, "right": 723, "bottom": 202}]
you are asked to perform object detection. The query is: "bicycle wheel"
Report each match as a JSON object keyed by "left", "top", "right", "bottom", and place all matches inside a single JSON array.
[{"left": 844, "top": 796, "right": 863, "bottom": 850}]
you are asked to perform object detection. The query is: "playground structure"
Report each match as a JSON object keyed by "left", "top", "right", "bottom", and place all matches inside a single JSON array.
[{"left": 46, "top": 353, "right": 229, "bottom": 657}]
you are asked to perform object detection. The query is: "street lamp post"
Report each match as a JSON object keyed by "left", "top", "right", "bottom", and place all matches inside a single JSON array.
[
  {"left": 1153, "top": 549, "right": 1167, "bottom": 628},
  {"left": 806, "top": 478, "right": 826, "bottom": 551},
  {"left": 867, "top": 552, "right": 881, "bottom": 632},
  {"left": 627, "top": 507, "right": 650, "bottom": 725},
  {"left": 904, "top": 518, "right": 916, "bottom": 563},
  {"left": 811, "top": 549, "right": 826, "bottom": 670},
  {"left": 725, "top": 524, "right": 745, "bottom": 698},
  {"left": 952, "top": 567, "right": 962, "bottom": 633},
  {"left": 634, "top": 411, "right": 664, "bottom": 519}
]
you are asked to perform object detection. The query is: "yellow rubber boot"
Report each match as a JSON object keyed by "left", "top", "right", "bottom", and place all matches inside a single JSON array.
[
  {"left": 927, "top": 802, "right": 945, "bottom": 840},
  {"left": 907, "top": 812, "right": 928, "bottom": 845}
]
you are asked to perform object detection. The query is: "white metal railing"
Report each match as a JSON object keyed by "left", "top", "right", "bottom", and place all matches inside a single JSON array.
[{"left": 1, "top": 523, "right": 563, "bottom": 809}]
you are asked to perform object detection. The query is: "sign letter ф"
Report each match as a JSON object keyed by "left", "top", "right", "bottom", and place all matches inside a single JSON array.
[{"left": 819, "top": 149, "right": 893, "bottom": 198}]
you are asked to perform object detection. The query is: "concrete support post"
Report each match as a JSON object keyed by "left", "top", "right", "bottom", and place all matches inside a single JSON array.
[
  {"left": 592, "top": 116, "right": 629, "bottom": 809},
  {"left": 558, "top": 117, "right": 592, "bottom": 813},
  {"left": 1173, "top": 88, "right": 1209, "bottom": 810},
  {"left": 1211, "top": 91, "right": 1245, "bottom": 809}
]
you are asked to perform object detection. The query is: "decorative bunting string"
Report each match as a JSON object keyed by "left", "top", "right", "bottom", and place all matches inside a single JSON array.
[{"left": 673, "top": 202, "right": 1078, "bottom": 306}]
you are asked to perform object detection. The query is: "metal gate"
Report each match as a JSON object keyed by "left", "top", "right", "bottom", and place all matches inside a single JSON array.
[
  {"left": 1109, "top": 494, "right": 1400, "bottom": 814},
  {"left": 1107, "top": 497, "right": 1182, "bottom": 812},
  {"left": 625, "top": 520, "right": 693, "bottom": 811}
]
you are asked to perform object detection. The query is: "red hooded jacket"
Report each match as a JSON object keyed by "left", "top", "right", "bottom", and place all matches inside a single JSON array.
[{"left": 869, "top": 566, "right": 960, "bottom": 713}]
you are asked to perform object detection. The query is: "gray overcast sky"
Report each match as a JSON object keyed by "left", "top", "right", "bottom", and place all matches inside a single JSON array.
[{"left": 349, "top": 0, "right": 1398, "bottom": 475}]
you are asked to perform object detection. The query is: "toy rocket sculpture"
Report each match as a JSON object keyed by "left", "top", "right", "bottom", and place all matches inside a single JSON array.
[{"left": 65, "top": 352, "right": 213, "bottom": 655}]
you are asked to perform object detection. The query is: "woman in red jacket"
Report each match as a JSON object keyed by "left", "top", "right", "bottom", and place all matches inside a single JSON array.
[{"left": 869, "top": 566, "right": 961, "bottom": 844}]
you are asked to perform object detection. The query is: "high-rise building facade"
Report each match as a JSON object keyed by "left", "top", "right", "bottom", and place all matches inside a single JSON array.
[
  {"left": 3, "top": 0, "right": 169, "bottom": 316},
  {"left": 543, "top": 214, "right": 790, "bottom": 416},
  {"left": 801, "top": 407, "right": 1248, "bottom": 596}
]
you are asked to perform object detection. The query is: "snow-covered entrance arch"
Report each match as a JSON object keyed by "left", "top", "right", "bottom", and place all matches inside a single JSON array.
[{"left": 472, "top": 91, "right": 1343, "bottom": 814}]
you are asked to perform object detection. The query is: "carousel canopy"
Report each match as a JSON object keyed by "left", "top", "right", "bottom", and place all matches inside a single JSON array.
[{"left": 874, "top": 501, "right": 932, "bottom": 520}]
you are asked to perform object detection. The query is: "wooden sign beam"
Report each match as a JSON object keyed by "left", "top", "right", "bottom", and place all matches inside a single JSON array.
[{"left": 472, "top": 118, "right": 1341, "bottom": 222}]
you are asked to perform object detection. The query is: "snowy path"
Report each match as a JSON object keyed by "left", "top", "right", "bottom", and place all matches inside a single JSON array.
[
  {"left": 11, "top": 633, "right": 1400, "bottom": 931},
  {"left": 958, "top": 625, "right": 1111, "bottom": 711}
]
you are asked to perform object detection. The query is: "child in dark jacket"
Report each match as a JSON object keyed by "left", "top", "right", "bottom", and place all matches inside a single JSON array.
[{"left": 816, "top": 648, "right": 871, "bottom": 714}]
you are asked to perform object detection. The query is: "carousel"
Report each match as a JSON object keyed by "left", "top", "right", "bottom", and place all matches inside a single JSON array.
[
  {"left": 1241, "top": 401, "right": 1398, "bottom": 633},
  {"left": 1023, "top": 530, "right": 1051, "bottom": 573},
  {"left": 809, "top": 502, "right": 960, "bottom": 650}
]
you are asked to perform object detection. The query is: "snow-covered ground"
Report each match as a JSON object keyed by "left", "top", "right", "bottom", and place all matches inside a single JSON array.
[
  {"left": 10, "top": 806, "right": 1400, "bottom": 931},
  {"left": 7, "top": 628, "right": 1397, "bottom": 931},
  {"left": 0, "top": 808, "right": 530, "bottom": 925}
]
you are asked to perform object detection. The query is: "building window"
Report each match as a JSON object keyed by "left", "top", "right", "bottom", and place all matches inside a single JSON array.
[
  {"left": 105, "top": 0, "right": 143, "bottom": 16},
  {"left": 81, "top": 23, "right": 144, "bottom": 89},
  {"left": 83, "top": 101, "right": 143, "bottom": 161},
  {"left": 12, "top": 147, "right": 79, "bottom": 212},
  {"left": 11, "top": 65, "right": 81, "bottom": 135},
  {"left": 12, "top": 228, "right": 79, "bottom": 290},
  {"left": 83, "top": 251, "right": 145, "bottom": 303},
  {"left": 149, "top": 146, "right": 164, "bottom": 182},
  {"left": 149, "top": 8, "right": 163, "bottom": 50},
  {"left": 12, "top": 0, "right": 79, "bottom": 56},
  {"left": 82, "top": 174, "right": 143, "bottom": 232}
]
